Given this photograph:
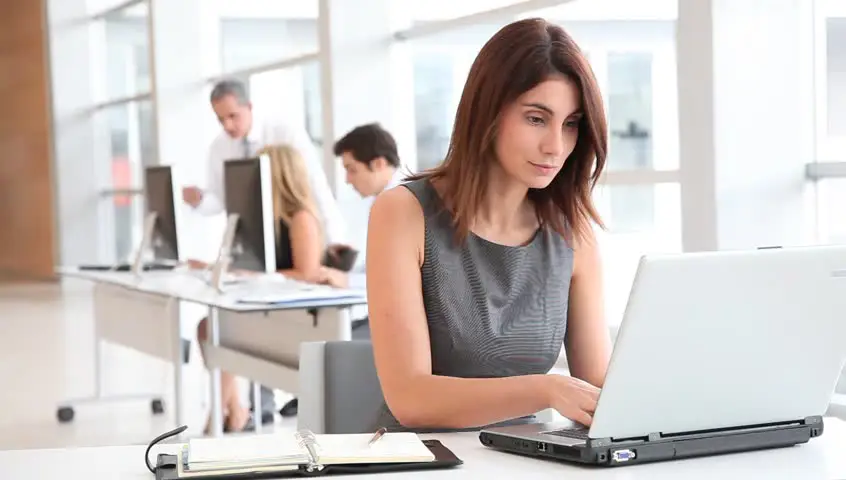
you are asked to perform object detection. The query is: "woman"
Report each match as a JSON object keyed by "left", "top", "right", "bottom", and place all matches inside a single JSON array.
[
  {"left": 195, "top": 144, "right": 347, "bottom": 432},
  {"left": 366, "top": 18, "right": 612, "bottom": 430}
]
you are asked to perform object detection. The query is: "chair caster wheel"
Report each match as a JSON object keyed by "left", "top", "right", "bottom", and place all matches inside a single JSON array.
[{"left": 57, "top": 406, "right": 75, "bottom": 423}]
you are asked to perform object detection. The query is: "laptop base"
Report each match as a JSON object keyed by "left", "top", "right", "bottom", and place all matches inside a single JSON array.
[{"left": 479, "top": 416, "right": 824, "bottom": 467}]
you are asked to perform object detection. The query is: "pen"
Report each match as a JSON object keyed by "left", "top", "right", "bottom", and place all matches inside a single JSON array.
[{"left": 368, "top": 427, "right": 387, "bottom": 447}]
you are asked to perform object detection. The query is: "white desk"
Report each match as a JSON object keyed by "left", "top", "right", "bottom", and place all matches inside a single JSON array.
[
  {"left": 56, "top": 268, "right": 367, "bottom": 437},
  {"left": 2, "top": 418, "right": 845, "bottom": 479}
]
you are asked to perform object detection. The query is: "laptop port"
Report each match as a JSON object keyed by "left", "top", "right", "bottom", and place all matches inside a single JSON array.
[
  {"left": 612, "top": 449, "right": 636, "bottom": 463},
  {"left": 537, "top": 442, "right": 547, "bottom": 453}
]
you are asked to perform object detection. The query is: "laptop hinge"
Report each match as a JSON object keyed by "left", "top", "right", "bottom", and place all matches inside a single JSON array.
[
  {"left": 651, "top": 417, "right": 817, "bottom": 441},
  {"left": 803, "top": 415, "right": 823, "bottom": 426},
  {"left": 596, "top": 417, "right": 822, "bottom": 446}
]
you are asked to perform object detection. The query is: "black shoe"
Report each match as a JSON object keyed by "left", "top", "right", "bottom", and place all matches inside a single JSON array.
[
  {"left": 248, "top": 407, "right": 276, "bottom": 425},
  {"left": 182, "top": 338, "right": 191, "bottom": 364},
  {"left": 279, "top": 398, "right": 298, "bottom": 417},
  {"left": 223, "top": 415, "right": 255, "bottom": 433}
]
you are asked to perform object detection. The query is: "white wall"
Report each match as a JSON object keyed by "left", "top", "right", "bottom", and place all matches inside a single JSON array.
[
  {"left": 710, "top": 0, "right": 816, "bottom": 250},
  {"left": 825, "top": 18, "right": 846, "bottom": 144}
]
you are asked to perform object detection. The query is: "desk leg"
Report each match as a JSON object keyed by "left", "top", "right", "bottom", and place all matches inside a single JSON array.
[
  {"left": 322, "top": 307, "right": 352, "bottom": 341},
  {"left": 252, "top": 382, "right": 262, "bottom": 434},
  {"left": 209, "top": 306, "right": 224, "bottom": 437},
  {"left": 56, "top": 283, "right": 167, "bottom": 424},
  {"left": 172, "top": 301, "right": 184, "bottom": 429},
  {"left": 94, "top": 337, "right": 105, "bottom": 399}
]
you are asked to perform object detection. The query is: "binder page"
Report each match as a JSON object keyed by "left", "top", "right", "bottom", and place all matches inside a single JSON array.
[
  {"left": 314, "top": 432, "right": 435, "bottom": 465},
  {"left": 187, "top": 433, "right": 309, "bottom": 471}
]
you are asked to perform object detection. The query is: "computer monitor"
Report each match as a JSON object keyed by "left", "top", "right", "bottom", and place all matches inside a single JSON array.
[
  {"left": 143, "top": 165, "right": 181, "bottom": 263},
  {"left": 222, "top": 155, "right": 277, "bottom": 273}
]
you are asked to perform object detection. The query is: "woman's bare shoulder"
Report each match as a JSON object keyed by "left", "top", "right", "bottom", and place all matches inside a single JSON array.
[
  {"left": 370, "top": 184, "right": 424, "bottom": 227},
  {"left": 369, "top": 185, "right": 425, "bottom": 265}
]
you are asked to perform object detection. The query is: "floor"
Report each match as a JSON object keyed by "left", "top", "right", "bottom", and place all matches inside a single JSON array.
[{"left": 0, "top": 279, "right": 295, "bottom": 451}]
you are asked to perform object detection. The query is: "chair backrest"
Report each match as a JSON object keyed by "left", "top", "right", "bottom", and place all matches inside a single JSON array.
[{"left": 298, "top": 340, "right": 386, "bottom": 434}]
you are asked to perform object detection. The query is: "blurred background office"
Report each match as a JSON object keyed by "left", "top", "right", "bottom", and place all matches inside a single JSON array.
[{"left": 0, "top": 0, "right": 843, "bottom": 450}]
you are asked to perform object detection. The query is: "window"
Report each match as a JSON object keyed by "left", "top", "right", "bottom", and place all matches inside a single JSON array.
[
  {"left": 219, "top": 15, "right": 322, "bottom": 148},
  {"left": 594, "top": 183, "right": 682, "bottom": 326},
  {"left": 102, "top": 4, "right": 151, "bottom": 100},
  {"left": 98, "top": 100, "right": 156, "bottom": 262},
  {"left": 220, "top": 18, "right": 318, "bottom": 73},
  {"left": 409, "top": 0, "right": 526, "bottom": 23},
  {"left": 88, "top": 1, "right": 154, "bottom": 262},
  {"left": 607, "top": 52, "right": 654, "bottom": 171},
  {"left": 816, "top": 179, "right": 846, "bottom": 244},
  {"left": 246, "top": 65, "right": 321, "bottom": 148},
  {"left": 810, "top": 4, "right": 845, "bottom": 246},
  {"left": 410, "top": 25, "right": 503, "bottom": 170},
  {"left": 86, "top": 0, "right": 137, "bottom": 15},
  {"left": 822, "top": 17, "right": 846, "bottom": 160},
  {"left": 412, "top": 50, "right": 455, "bottom": 171}
]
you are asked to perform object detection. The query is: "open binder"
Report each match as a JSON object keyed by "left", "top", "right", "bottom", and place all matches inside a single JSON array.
[{"left": 147, "top": 426, "right": 462, "bottom": 479}]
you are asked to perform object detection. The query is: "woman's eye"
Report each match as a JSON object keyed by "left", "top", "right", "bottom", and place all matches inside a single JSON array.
[{"left": 527, "top": 115, "right": 545, "bottom": 125}]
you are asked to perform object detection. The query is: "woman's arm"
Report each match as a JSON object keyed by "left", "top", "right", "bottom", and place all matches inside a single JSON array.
[
  {"left": 564, "top": 228, "right": 612, "bottom": 388},
  {"left": 278, "top": 210, "right": 325, "bottom": 283},
  {"left": 368, "top": 188, "right": 600, "bottom": 428}
]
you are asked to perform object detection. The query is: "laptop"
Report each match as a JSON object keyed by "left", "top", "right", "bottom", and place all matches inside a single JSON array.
[{"left": 479, "top": 245, "right": 846, "bottom": 466}]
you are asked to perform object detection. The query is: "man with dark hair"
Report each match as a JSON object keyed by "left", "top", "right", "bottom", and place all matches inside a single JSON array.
[
  {"left": 333, "top": 123, "right": 404, "bottom": 199},
  {"left": 322, "top": 124, "right": 406, "bottom": 341}
]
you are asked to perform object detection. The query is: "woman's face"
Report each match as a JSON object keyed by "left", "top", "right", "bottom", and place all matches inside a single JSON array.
[{"left": 494, "top": 75, "right": 583, "bottom": 190}]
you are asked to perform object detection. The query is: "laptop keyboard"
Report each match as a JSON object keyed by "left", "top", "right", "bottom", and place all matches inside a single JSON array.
[{"left": 545, "top": 427, "right": 590, "bottom": 440}]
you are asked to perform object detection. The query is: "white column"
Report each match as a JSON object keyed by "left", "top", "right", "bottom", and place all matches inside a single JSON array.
[
  {"left": 46, "top": 0, "right": 114, "bottom": 264},
  {"left": 677, "top": 0, "right": 817, "bottom": 252},
  {"left": 148, "top": 0, "right": 224, "bottom": 346},
  {"left": 318, "top": 0, "right": 416, "bottom": 252},
  {"left": 148, "top": 0, "right": 223, "bottom": 263}
]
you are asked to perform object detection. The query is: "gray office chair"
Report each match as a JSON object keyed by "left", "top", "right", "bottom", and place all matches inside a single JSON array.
[
  {"left": 298, "top": 340, "right": 385, "bottom": 434},
  {"left": 297, "top": 340, "right": 557, "bottom": 434}
]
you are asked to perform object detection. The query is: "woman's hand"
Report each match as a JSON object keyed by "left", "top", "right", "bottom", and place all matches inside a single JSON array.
[
  {"left": 319, "top": 267, "right": 349, "bottom": 288},
  {"left": 186, "top": 259, "right": 209, "bottom": 270},
  {"left": 540, "top": 375, "right": 601, "bottom": 427}
]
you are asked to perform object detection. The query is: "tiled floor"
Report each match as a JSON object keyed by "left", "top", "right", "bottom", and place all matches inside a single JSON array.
[{"left": 0, "top": 279, "right": 295, "bottom": 451}]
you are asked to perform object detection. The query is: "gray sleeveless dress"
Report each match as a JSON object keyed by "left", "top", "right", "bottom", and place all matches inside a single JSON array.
[{"left": 372, "top": 178, "right": 574, "bottom": 432}]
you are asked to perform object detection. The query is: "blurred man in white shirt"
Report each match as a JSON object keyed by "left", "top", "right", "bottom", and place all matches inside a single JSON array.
[{"left": 182, "top": 80, "right": 346, "bottom": 245}]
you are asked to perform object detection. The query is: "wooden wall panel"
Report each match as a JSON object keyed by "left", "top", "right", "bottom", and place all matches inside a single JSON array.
[{"left": 0, "top": 1, "right": 57, "bottom": 280}]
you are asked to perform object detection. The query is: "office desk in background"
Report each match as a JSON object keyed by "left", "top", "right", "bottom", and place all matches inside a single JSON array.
[
  {"left": 1, "top": 417, "right": 845, "bottom": 479},
  {"left": 54, "top": 267, "right": 367, "bottom": 437}
]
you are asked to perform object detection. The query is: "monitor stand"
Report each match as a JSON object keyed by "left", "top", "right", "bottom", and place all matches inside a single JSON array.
[
  {"left": 209, "top": 213, "right": 240, "bottom": 293},
  {"left": 130, "top": 212, "right": 158, "bottom": 279}
]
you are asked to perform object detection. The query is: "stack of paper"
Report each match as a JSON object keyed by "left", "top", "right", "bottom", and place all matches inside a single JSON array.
[
  {"left": 233, "top": 286, "right": 367, "bottom": 305},
  {"left": 186, "top": 433, "right": 308, "bottom": 472}
]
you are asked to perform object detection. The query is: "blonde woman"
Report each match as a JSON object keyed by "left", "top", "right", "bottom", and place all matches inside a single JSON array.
[
  {"left": 194, "top": 144, "right": 347, "bottom": 433},
  {"left": 260, "top": 143, "right": 347, "bottom": 284}
]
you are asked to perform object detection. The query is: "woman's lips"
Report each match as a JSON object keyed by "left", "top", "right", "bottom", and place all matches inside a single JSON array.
[{"left": 529, "top": 162, "right": 558, "bottom": 175}]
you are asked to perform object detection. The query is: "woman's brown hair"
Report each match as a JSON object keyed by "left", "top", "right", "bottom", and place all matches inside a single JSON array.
[{"left": 409, "top": 18, "right": 607, "bottom": 245}]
